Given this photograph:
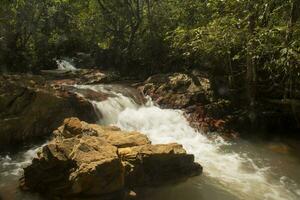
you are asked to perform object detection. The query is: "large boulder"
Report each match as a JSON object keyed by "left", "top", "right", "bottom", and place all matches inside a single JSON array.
[
  {"left": 20, "top": 118, "right": 202, "bottom": 199},
  {"left": 139, "top": 73, "right": 212, "bottom": 109},
  {"left": 21, "top": 136, "right": 124, "bottom": 197},
  {"left": 138, "top": 73, "right": 239, "bottom": 135},
  {"left": 0, "top": 75, "right": 98, "bottom": 150},
  {"left": 119, "top": 143, "right": 201, "bottom": 187}
]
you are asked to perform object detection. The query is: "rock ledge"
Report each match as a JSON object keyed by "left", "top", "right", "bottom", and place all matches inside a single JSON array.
[{"left": 20, "top": 117, "right": 202, "bottom": 199}]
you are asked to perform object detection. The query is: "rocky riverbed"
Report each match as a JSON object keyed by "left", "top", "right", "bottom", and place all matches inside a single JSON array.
[
  {"left": 0, "top": 70, "right": 205, "bottom": 200},
  {"left": 136, "top": 73, "right": 238, "bottom": 137},
  {"left": 1, "top": 69, "right": 300, "bottom": 200}
]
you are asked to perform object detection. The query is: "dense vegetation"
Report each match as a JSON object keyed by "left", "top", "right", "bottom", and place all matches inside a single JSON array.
[{"left": 0, "top": 0, "right": 300, "bottom": 116}]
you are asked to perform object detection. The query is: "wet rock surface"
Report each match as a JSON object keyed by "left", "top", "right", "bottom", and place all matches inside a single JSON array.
[
  {"left": 20, "top": 118, "right": 202, "bottom": 199},
  {"left": 0, "top": 74, "right": 98, "bottom": 150},
  {"left": 41, "top": 69, "right": 121, "bottom": 85},
  {"left": 138, "top": 73, "right": 237, "bottom": 135},
  {"left": 137, "top": 72, "right": 300, "bottom": 137},
  {"left": 0, "top": 70, "right": 148, "bottom": 150},
  {"left": 139, "top": 73, "right": 212, "bottom": 109}
]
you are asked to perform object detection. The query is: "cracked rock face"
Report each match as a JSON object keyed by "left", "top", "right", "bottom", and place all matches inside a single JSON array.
[
  {"left": 0, "top": 75, "right": 98, "bottom": 150},
  {"left": 20, "top": 118, "right": 202, "bottom": 199}
]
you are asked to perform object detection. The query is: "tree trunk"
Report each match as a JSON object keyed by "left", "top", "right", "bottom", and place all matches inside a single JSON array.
[
  {"left": 284, "top": 0, "right": 300, "bottom": 99},
  {"left": 246, "top": 1, "right": 256, "bottom": 110}
]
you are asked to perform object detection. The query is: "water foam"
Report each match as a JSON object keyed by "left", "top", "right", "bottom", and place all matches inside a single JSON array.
[
  {"left": 0, "top": 145, "right": 42, "bottom": 178},
  {"left": 86, "top": 85, "right": 300, "bottom": 200},
  {"left": 0, "top": 146, "right": 42, "bottom": 200},
  {"left": 56, "top": 59, "right": 77, "bottom": 71},
  {"left": 74, "top": 85, "right": 139, "bottom": 124},
  {"left": 1, "top": 84, "right": 299, "bottom": 200}
]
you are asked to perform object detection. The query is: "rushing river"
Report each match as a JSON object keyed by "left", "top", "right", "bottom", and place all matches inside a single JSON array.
[{"left": 1, "top": 84, "right": 300, "bottom": 200}]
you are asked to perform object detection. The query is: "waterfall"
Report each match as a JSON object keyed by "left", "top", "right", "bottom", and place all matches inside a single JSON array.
[
  {"left": 84, "top": 84, "right": 300, "bottom": 200},
  {"left": 1, "top": 84, "right": 300, "bottom": 200},
  {"left": 56, "top": 59, "right": 77, "bottom": 71}
]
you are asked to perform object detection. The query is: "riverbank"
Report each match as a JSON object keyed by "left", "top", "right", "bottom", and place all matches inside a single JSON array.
[
  {"left": 1, "top": 70, "right": 300, "bottom": 200},
  {"left": 134, "top": 72, "right": 300, "bottom": 138},
  {"left": 1, "top": 70, "right": 300, "bottom": 147}
]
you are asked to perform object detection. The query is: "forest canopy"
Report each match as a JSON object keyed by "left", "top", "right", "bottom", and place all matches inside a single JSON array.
[{"left": 0, "top": 0, "right": 300, "bottom": 102}]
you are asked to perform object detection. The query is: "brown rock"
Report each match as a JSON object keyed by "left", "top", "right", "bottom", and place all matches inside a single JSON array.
[
  {"left": 20, "top": 118, "right": 202, "bottom": 199},
  {"left": 55, "top": 118, "right": 151, "bottom": 148},
  {"left": 119, "top": 144, "right": 202, "bottom": 186},
  {"left": 21, "top": 135, "right": 124, "bottom": 197},
  {"left": 0, "top": 75, "right": 98, "bottom": 150},
  {"left": 140, "top": 73, "right": 212, "bottom": 109}
]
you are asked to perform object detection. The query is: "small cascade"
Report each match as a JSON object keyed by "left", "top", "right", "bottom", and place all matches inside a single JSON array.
[
  {"left": 83, "top": 84, "right": 300, "bottom": 200},
  {"left": 0, "top": 84, "right": 300, "bottom": 200},
  {"left": 56, "top": 59, "right": 77, "bottom": 71},
  {"left": 74, "top": 85, "right": 140, "bottom": 124}
]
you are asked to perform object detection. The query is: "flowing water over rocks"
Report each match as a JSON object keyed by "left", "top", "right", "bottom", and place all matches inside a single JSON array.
[{"left": 1, "top": 84, "right": 300, "bottom": 200}]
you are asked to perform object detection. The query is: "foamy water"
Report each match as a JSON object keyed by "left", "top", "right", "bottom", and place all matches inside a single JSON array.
[
  {"left": 1, "top": 84, "right": 300, "bottom": 200},
  {"left": 86, "top": 85, "right": 300, "bottom": 200},
  {"left": 56, "top": 59, "right": 77, "bottom": 71},
  {"left": 0, "top": 145, "right": 42, "bottom": 200}
]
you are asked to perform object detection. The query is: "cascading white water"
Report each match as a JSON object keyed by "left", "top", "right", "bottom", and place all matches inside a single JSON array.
[
  {"left": 1, "top": 84, "right": 300, "bottom": 200},
  {"left": 0, "top": 145, "right": 43, "bottom": 200},
  {"left": 82, "top": 84, "right": 300, "bottom": 200},
  {"left": 56, "top": 59, "right": 77, "bottom": 71},
  {"left": 74, "top": 85, "right": 140, "bottom": 124},
  {"left": 0, "top": 148, "right": 38, "bottom": 177}
]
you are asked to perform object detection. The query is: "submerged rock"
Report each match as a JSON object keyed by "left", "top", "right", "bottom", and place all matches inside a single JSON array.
[
  {"left": 0, "top": 75, "right": 98, "bottom": 150},
  {"left": 20, "top": 118, "right": 202, "bottom": 199}
]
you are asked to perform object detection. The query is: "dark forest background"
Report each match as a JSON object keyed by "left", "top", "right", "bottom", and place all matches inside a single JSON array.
[{"left": 0, "top": 0, "right": 300, "bottom": 119}]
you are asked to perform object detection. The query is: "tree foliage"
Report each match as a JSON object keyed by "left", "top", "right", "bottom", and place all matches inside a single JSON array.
[
  {"left": 167, "top": 0, "right": 300, "bottom": 101},
  {"left": 0, "top": 0, "right": 299, "bottom": 102}
]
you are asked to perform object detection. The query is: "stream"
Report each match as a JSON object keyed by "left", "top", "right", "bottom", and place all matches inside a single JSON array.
[{"left": 1, "top": 84, "right": 300, "bottom": 200}]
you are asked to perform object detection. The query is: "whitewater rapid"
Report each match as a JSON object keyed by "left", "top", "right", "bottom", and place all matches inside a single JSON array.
[
  {"left": 1, "top": 84, "right": 300, "bottom": 200},
  {"left": 56, "top": 59, "right": 77, "bottom": 71},
  {"left": 80, "top": 85, "right": 300, "bottom": 200}
]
